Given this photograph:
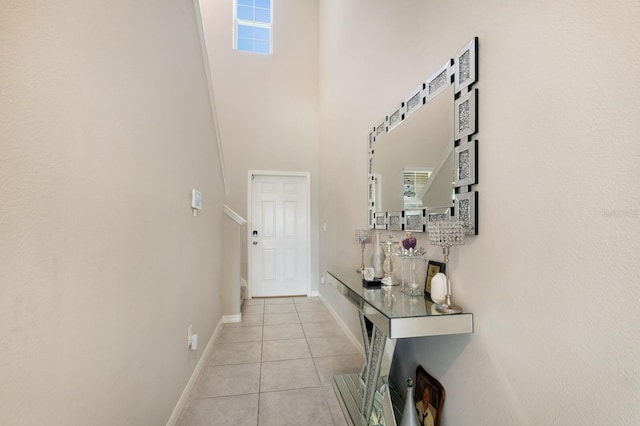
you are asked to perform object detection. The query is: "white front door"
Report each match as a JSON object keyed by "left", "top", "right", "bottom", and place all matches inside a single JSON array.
[{"left": 250, "top": 173, "right": 309, "bottom": 297}]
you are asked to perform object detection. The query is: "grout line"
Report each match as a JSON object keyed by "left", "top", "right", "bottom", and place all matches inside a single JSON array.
[
  {"left": 239, "top": 297, "right": 360, "bottom": 426},
  {"left": 253, "top": 300, "right": 265, "bottom": 426},
  {"left": 258, "top": 384, "right": 335, "bottom": 395}
]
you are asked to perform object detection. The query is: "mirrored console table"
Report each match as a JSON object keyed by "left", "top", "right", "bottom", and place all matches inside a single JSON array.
[{"left": 326, "top": 269, "right": 473, "bottom": 426}]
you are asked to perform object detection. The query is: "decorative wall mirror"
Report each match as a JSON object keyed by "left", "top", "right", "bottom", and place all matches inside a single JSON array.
[{"left": 368, "top": 38, "right": 479, "bottom": 235}]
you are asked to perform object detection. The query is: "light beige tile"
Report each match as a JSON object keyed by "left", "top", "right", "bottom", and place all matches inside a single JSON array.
[
  {"left": 178, "top": 394, "right": 258, "bottom": 426},
  {"left": 258, "top": 387, "right": 336, "bottom": 426},
  {"left": 243, "top": 298, "right": 265, "bottom": 306},
  {"left": 263, "top": 312, "right": 300, "bottom": 326},
  {"left": 295, "top": 302, "right": 329, "bottom": 313},
  {"left": 264, "top": 303, "right": 297, "bottom": 314},
  {"left": 313, "top": 354, "right": 366, "bottom": 386},
  {"left": 264, "top": 297, "right": 295, "bottom": 305},
  {"left": 260, "top": 358, "right": 321, "bottom": 392},
  {"left": 223, "top": 313, "right": 263, "bottom": 328},
  {"left": 262, "top": 338, "right": 311, "bottom": 362},
  {"left": 241, "top": 304, "right": 264, "bottom": 315},
  {"left": 323, "top": 386, "right": 349, "bottom": 426},
  {"left": 307, "top": 336, "right": 360, "bottom": 358},
  {"left": 293, "top": 296, "right": 321, "bottom": 304},
  {"left": 297, "top": 310, "right": 334, "bottom": 324},
  {"left": 216, "top": 325, "right": 262, "bottom": 343},
  {"left": 263, "top": 323, "right": 305, "bottom": 341},
  {"left": 301, "top": 321, "right": 345, "bottom": 338},
  {"left": 192, "top": 363, "right": 260, "bottom": 398},
  {"left": 208, "top": 341, "right": 262, "bottom": 366}
]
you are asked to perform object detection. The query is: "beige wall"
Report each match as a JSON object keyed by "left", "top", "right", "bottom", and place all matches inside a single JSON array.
[
  {"left": 4, "top": 1, "right": 640, "bottom": 424},
  {"left": 199, "top": 0, "right": 321, "bottom": 291},
  {"left": 0, "top": 1, "right": 225, "bottom": 424},
  {"left": 319, "top": 0, "right": 640, "bottom": 424}
]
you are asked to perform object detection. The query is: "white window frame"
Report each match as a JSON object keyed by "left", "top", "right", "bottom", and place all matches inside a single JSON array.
[{"left": 233, "top": 0, "right": 273, "bottom": 54}]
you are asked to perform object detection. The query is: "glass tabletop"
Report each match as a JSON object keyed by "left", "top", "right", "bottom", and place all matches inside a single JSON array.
[{"left": 326, "top": 269, "right": 473, "bottom": 339}]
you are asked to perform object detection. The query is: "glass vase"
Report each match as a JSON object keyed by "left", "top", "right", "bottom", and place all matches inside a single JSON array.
[
  {"left": 370, "top": 231, "right": 385, "bottom": 279},
  {"left": 400, "top": 378, "right": 420, "bottom": 426}
]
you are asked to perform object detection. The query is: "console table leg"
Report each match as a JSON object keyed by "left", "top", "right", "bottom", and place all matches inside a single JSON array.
[
  {"left": 362, "top": 325, "right": 385, "bottom": 423},
  {"left": 359, "top": 312, "right": 370, "bottom": 381}
]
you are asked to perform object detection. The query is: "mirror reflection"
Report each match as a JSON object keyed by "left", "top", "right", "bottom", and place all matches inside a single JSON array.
[{"left": 372, "top": 84, "right": 454, "bottom": 213}]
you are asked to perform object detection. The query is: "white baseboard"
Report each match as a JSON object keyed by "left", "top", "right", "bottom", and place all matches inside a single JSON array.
[
  {"left": 166, "top": 318, "right": 224, "bottom": 426},
  {"left": 309, "top": 290, "right": 319, "bottom": 297},
  {"left": 223, "top": 314, "right": 241, "bottom": 323},
  {"left": 319, "top": 295, "right": 365, "bottom": 357}
]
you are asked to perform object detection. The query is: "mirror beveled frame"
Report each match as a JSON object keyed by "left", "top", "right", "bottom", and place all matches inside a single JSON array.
[{"left": 367, "top": 37, "right": 479, "bottom": 235}]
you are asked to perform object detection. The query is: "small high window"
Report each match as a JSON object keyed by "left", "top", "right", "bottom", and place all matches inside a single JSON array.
[{"left": 234, "top": 0, "right": 272, "bottom": 54}]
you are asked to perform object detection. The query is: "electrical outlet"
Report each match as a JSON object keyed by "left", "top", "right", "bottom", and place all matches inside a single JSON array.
[{"left": 188, "top": 325, "right": 193, "bottom": 348}]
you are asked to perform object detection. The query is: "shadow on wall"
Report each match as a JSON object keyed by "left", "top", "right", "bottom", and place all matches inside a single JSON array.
[{"left": 390, "top": 332, "right": 472, "bottom": 389}]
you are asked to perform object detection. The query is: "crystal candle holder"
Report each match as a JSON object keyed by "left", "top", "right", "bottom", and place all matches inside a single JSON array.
[
  {"left": 427, "top": 220, "right": 465, "bottom": 313},
  {"left": 354, "top": 229, "right": 372, "bottom": 273}
]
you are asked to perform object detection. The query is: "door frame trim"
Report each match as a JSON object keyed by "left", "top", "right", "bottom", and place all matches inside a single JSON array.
[{"left": 247, "top": 170, "right": 311, "bottom": 299}]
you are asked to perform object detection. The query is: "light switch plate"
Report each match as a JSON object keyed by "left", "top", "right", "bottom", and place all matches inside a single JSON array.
[{"left": 192, "top": 190, "right": 202, "bottom": 210}]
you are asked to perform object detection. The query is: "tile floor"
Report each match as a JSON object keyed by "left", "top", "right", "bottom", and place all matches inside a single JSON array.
[{"left": 178, "top": 296, "right": 365, "bottom": 426}]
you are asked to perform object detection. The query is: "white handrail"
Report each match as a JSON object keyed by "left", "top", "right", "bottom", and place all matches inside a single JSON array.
[
  {"left": 224, "top": 205, "right": 247, "bottom": 225},
  {"left": 192, "top": 0, "right": 229, "bottom": 196}
]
